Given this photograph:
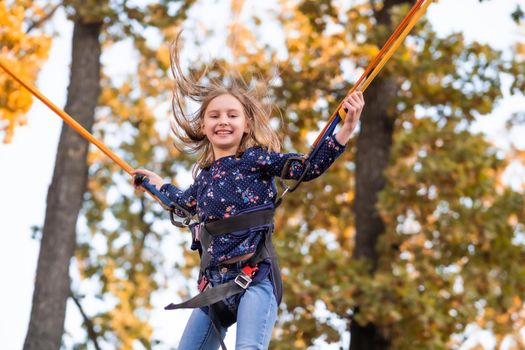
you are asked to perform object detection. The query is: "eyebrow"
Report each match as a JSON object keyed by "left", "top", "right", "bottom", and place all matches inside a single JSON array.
[{"left": 206, "top": 109, "right": 242, "bottom": 114}]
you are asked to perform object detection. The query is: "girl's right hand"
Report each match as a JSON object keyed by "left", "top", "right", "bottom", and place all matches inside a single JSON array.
[{"left": 131, "top": 169, "right": 164, "bottom": 191}]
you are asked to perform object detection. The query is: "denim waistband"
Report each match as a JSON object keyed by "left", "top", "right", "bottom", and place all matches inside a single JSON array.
[
  {"left": 208, "top": 260, "right": 246, "bottom": 273},
  {"left": 205, "top": 260, "right": 247, "bottom": 286}
]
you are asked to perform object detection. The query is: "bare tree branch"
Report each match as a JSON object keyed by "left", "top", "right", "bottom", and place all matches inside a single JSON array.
[
  {"left": 70, "top": 292, "right": 102, "bottom": 350},
  {"left": 369, "top": 0, "right": 379, "bottom": 17},
  {"left": 26, "top": 3, "right": 62, "bottom": 34}
]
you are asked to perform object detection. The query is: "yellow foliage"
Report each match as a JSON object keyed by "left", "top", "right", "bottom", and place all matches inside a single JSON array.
[
  {"left": 155, "top": 45, "right": 170, "bottom": 70},
  {"left": 517, "top": 42, "right": 525, "bottom": 58},
  {"left": 231, "top": 0, "right": 245, "bottom": 15},
  {"left": 294, "top": 338, "right": 306, "bottom": 347},
  {"left": 0, "top": 1, "right": 52, "bottom": 143}
]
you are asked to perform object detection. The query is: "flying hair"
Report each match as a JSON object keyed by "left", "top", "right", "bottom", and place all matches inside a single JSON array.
[{"left": 169, "top": 32, "right": 282, "bottom": 178}]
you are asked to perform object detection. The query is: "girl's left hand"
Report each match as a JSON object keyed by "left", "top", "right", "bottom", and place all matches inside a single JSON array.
[
  {"left": 335, "top": 91, "right": 365, "bottom": 145},
  {"left": 341, "top": 91, "right": 364, "bottom": 133}
]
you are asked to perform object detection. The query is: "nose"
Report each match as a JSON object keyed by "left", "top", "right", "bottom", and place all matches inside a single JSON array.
[{"left": 218, "top": 114, "right": 229, "bottom": 125}]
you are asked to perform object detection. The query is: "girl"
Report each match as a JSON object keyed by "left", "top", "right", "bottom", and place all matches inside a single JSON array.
[{"left": 133, "top": 44, "right": 364, "bottom": 350}]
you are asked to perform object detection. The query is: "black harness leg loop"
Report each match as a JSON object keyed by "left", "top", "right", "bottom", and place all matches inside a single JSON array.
[{"left": 208, "top": 306, "right": 228, "bottom": 350}]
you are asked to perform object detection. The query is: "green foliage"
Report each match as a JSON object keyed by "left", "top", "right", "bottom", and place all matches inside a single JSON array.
[
  {"left": 374, "top": 116, "right": 525, "bottom": 348},
  {"left": 77, "top": 65, "right": 180, "bottom": 348},
  {"left": 511, "top": 5, "right": 524, "bottom": 24},
  {"left": 71, "top": 1, "right": 195, "bottom": 349},
  {"left": 266, "top": 1, "right": 525, "bottom": 348}
]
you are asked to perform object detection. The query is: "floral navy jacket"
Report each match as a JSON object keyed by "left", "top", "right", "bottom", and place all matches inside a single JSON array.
[{"left": 160, "top": 135, "right": 346, "bottom": 265}]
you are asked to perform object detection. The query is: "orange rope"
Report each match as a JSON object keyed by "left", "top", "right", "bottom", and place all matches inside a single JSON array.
[
  {"left": 1, "top": 0, "right": 433, "bottom": 176},
  {"left": 0, "top": 59, "right": 135, "bottom": 175},
  {"left": 310, "top": 0, "right": 432, "bottom": 150},
  {"left": 359, "top": 0, "right": 432, "bottom": 92},
  {"left": 352, "top": 0, "right": 427, "bottom": 93}
]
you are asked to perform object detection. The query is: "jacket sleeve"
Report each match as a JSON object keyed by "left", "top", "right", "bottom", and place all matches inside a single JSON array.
[
  {"left": 249, "top": 134, "right": 347, "bottom": 181},
  {"left": 159, "top": 181, "right": 198, "bottom": 217}
]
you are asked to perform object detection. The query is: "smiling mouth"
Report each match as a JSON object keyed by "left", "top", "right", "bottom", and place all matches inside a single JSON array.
[{"left": 215, "top": 130, "right": 233, "bottom": 135}]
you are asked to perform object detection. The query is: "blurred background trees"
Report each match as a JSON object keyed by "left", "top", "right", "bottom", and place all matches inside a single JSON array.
[
  {"left": 2, "top": 0, "right": 524, "bottom": 349},
  {"left": 0, "top": 0, "right": 52, "bottom": 143}
]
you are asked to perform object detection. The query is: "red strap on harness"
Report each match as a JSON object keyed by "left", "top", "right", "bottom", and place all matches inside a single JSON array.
[
  {"left": 241, "top": 265, "right": 259, "bottom": 277},
  {"left": 198, "top": 276, "right": 209, "bottom": 292}
]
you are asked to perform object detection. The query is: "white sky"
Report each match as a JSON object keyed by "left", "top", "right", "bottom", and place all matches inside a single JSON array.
[{"left": 1, "top": 0, "right": 524, "bottom": 349}]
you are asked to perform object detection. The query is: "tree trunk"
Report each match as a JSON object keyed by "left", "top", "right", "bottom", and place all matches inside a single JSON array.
[
  {"left": 350, "top": 78, "right": 396, "bottom": 350},
  {"left": 353, "top": 77, "right": 397, "bottom": 264},
  {"left": 24, "top": 20, "right": 102, "bottom": 350},
  {"left": 350, "top": 1, "right": 412, "bottom": 349}
]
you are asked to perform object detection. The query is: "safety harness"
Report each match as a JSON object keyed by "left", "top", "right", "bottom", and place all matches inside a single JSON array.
[{"left": 164, "top": 207, "right": 282, "bottom": 350}]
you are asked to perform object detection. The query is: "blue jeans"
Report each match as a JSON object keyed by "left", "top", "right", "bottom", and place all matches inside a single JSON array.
[{"left": 178, "top": 263, "right": 278, "bottom": 349}]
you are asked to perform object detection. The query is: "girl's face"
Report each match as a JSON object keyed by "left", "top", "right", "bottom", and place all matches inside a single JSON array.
[{"left": 202, "top": 94, "right": 250, "bottom": 159}]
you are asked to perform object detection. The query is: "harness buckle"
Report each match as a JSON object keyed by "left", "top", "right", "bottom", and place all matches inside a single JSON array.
[
  {"left": 234, "top": 272, "right": 253, "bottom": 289},
  {"left": 234, "top": 265, "right": 259, "bottom": 289}
]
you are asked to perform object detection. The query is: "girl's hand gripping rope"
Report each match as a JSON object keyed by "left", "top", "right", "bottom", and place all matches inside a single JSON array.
[
  {"left": 132, "top": 169, "right": 164, "bottom": 191},
  {"left": 276, "top": 92, "right": 365, "bottom": 204},
  {"left": 131, "top": 169, "right": 192, "bottom": 227},
  {"left": 335, "top": 91, "right": 365, "bottom": 145}
]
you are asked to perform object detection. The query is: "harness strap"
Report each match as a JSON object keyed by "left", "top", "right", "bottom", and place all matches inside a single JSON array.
[
  {"left": 164, "top": 266, "right": 257, "bottom": 310},
  {"left": 165, "top": 209, "right": 277, "bottom": 311},
  {"left": 204, "top": 209, "right": 275, "bottom": 236},
  {"left": 166, "top": 207, "right": 281, "bottom": 350},
  {"left": 208, "top": 306, "right": 229, "bottom": 350}
]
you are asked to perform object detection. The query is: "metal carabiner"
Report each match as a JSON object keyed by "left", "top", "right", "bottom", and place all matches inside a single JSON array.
[
  {"left": 274, "top": 156, "right": 311, "bottom": 207},
  {"left": 134, "top": 174, "right": 192, "bottom": 227}
]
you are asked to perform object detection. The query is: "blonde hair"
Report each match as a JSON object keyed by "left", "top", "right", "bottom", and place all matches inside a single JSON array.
[{"left": 169, "top": 34, "right": 281, "bottom": 178}]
